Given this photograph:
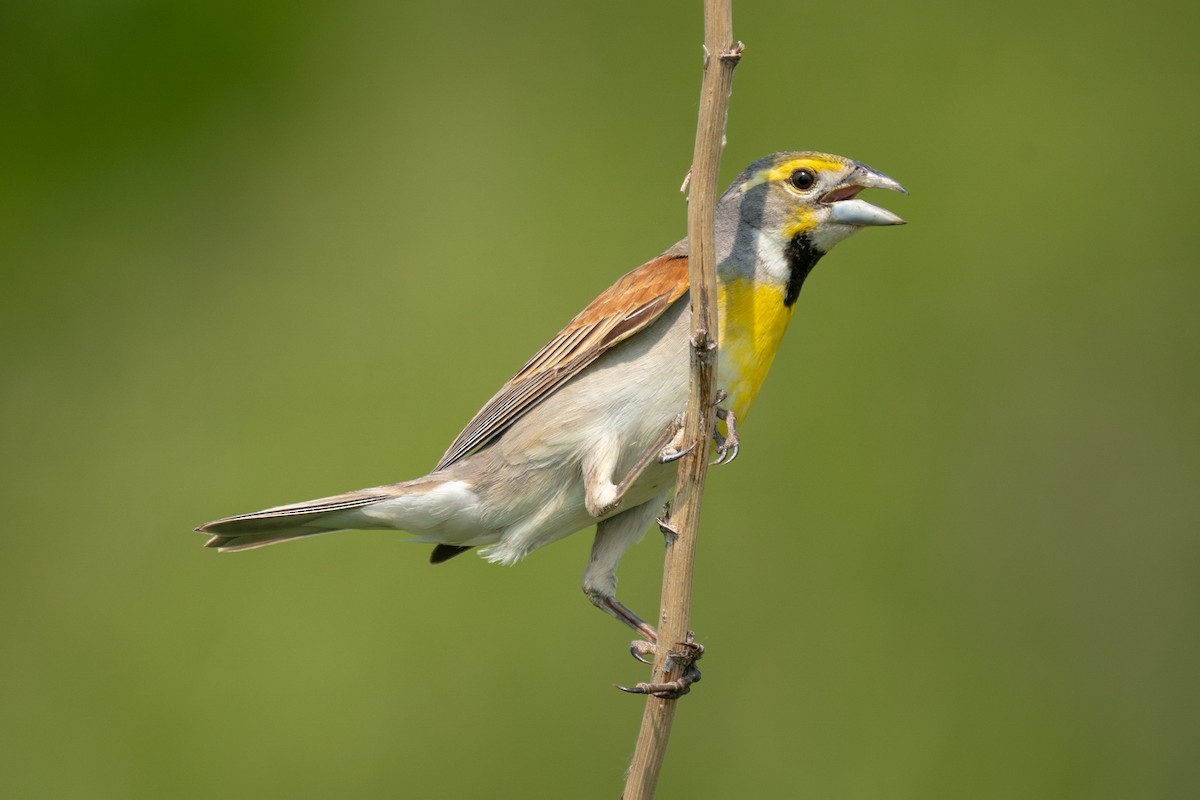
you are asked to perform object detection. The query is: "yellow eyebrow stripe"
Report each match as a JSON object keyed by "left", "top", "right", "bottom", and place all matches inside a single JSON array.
[{"left": 740, "top": 157, "right": 846, "bottom": 191}]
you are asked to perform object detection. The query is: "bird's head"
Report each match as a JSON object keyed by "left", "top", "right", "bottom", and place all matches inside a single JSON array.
[
  {"left": 725, "top": 151, "right": 907, "bottom": 254},
  {"left": 715, "top": 152, "right": 907, "bottom": 304}
]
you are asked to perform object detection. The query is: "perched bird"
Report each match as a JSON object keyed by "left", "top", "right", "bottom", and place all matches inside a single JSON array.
[{"left": 197, "top": 151, "right": 906, "bottom": 647}]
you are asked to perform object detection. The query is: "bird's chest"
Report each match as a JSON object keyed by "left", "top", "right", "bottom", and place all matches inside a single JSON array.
[{"left": 716, "top": 277, "right": 795, "bottom": 420}]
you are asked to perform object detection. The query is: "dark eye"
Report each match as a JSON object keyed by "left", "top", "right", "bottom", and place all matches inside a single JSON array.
[{"left": 789, "top": 168, "right": 816, "bottom": 191}]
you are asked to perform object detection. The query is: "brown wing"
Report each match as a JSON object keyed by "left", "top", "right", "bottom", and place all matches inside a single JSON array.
[{"left": 435, "top": 252, "right": 690, "bottom": 470}]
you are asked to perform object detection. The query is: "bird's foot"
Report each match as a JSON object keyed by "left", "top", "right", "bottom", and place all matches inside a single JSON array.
[
  {"left": 657, "top": 415, "right": 690, "bottom": 463},
  {"left": 618, "top": 634, "right": 705, "bottom": 699},
  {"left": 711, "top": 391, "right": 740, "bottom": 466},
  {"left": 659, "top": 442, "right": 694, "bottom": 463},
  {"left": 627, "top": 636, "right": 704, "bottom": 665}
]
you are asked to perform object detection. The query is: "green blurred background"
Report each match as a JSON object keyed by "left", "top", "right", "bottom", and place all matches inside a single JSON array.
[{"left": 2, "top": 1, "right": 1197, "bottom": 797}]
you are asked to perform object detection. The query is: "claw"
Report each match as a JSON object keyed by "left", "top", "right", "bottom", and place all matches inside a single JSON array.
[
  {"left": 629, "top": 640, "right": 656, "bottom": 665},
  {"left": 711, "top": 438, "right": 739, "bottom": 466},
  {"left": 659, "top": 442, "right": 694, "bottom": 464}
]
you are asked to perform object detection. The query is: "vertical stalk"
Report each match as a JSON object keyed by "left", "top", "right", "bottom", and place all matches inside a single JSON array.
[{"left": 621, "top": 3, "right": 740, "bottom": 797}]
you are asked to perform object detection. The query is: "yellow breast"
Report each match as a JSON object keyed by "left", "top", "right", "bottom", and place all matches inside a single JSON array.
[{"left": 716, "top": 277, "right": 795, "bottom": 421}]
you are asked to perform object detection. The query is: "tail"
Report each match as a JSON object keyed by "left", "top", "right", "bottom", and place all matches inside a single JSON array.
[{"left": 196, "top": 487, "right": 398, "bottom": 552}]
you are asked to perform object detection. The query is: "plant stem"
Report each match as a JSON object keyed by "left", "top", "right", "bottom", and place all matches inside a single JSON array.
[{"left": 621, "top": 3, "right": 740, "bottom": 797}]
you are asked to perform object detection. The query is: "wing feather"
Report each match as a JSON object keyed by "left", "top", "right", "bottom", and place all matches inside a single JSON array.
[{"left": 435, "top": 252, "right": 689, "bottom": 469}]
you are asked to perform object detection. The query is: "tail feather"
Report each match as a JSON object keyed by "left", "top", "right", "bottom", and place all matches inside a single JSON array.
[
  {"left": 195, "top": 475, "right": 471, "bottom": 553},
  {"left": 196, "top": 488, "right": 394, "bottom": 552},
  {"left": 202, "top": 525, "right": 335, "bottom": 552}
]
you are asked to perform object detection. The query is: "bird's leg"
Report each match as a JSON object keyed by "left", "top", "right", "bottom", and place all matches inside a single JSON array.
[
  {"left": 587, "top": 592, "right": 659, "bottom": 643},
  {"left": 607, "top": 415, "right": 689, "bottom": 510},
  {"left": 580, "top": 435, "right": 709, "bottom": 698},
  {"left": 583, "top": 498, "right": 668, "bottom": 643},
  {"left": 711, "top": 389, "right": 740, "bottom": 466},
  {"left": 612, "top": 499, "right": 706, "bottom": 696},
  {"left": 582, "top": 416, "right": 687, "bottom": 517}
]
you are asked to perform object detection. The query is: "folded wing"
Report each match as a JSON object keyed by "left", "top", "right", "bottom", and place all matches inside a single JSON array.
[{"left": 435, "top": 252, "right": 690, "bottom": 469}]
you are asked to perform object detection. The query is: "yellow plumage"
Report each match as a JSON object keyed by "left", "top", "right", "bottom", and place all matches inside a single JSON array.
[{"left": 717, "top": 277, "right": 795, "bottom": 421}]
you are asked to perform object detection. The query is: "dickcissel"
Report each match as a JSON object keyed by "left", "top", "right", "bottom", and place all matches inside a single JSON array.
[{"left": 198, "top": 151, "right": 906, "bottom": 645}]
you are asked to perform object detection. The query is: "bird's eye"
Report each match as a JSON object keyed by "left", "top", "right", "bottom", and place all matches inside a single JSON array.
[{"left": 789, "top": 168, "right": 817, "bottom": 191}]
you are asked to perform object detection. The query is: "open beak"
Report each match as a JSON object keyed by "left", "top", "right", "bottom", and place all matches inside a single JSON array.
[{"left": 824, "top": 162, "right": 907, "bottom": 226}]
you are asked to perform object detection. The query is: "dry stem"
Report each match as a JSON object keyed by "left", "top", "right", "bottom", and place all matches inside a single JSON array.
[{"left": 621, "top": 2, "right": 741, "bottom": 797}]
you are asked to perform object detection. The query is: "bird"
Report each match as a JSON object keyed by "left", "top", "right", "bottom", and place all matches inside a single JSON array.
[{"left": 197, "top": 151, "right": 906, "bottom": 652}]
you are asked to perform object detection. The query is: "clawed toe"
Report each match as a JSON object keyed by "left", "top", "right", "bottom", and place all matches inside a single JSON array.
[
  {"left": 629, "top": 639, "right": 657, "bottom": 665},
  {"left": 617, "top": 664, "right": 702, "bottom": 699},
  {"left": 711, "top": 393, "right": 740, "bottom": 466},
  {"left": 659, "top": 442, "right": 695, "bottom": 463}
]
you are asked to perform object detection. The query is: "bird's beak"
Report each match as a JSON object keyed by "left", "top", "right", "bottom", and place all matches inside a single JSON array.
[{"left": 824, "top": 163, "right": 907, "bottom": 226}]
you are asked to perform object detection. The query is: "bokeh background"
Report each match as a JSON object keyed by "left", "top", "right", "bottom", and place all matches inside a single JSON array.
[{"left": 2, "top": 1, "right": 1197, "bottom": 797}]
